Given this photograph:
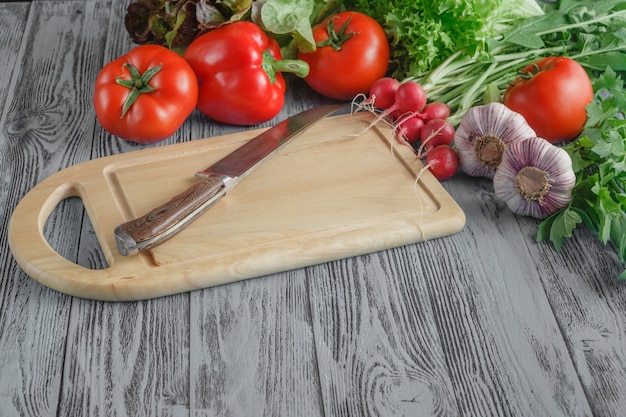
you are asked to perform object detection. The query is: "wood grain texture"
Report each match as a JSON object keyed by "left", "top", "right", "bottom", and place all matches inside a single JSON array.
[
  {"left": 189, "top": 271, "right": 323, "bottom": 416},
  {"left": 435, "top": 175, "right": 594, "bottom": 417},
  {"left": 185, "top": 83, "right": 331, "bottom": 417},
  {"left": 0, "top": 0, "right": 31, "bottom": 315},
  {"left": 306, "top": 253, "right": 460, "bottom": 417},
  {"left": 527, "top": 223, "right": 626, "bottom": 416},
  {"left": 0, "top": 2, "right": 98, "bottom": 416},
  {"left": 58, "top": 296, "right": 191, "bottom": 417},
  {"left": 2, "top": 1, "right": 626, "bottom": 417}
]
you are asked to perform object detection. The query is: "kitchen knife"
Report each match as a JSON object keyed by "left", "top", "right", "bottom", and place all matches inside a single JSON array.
[{"left": 114, "top": 104, "right": 345, "bottom": 256}]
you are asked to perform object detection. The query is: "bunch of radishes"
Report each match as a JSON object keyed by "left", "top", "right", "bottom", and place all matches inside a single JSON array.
[{"left": 365, "top": 77, "right": 458, "bottom": 181}]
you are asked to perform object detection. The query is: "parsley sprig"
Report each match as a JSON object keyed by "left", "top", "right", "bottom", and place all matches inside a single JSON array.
[{"left": 537, "top": 67, "right": 626, "bottom": 279}]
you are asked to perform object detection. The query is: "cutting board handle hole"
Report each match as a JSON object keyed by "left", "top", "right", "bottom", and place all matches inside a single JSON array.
[{"left": 43, "top": 196, "right": 110, "bottom": 270}]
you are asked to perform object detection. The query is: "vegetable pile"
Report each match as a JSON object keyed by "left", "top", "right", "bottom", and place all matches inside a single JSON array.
[
  {"left": 94, "top": 19, "right": 316, "bottom": 143},
  {"left": 340, "top": 0, "right": 545, "bottom": 79},
  {"left": 119, "top": 0, "right": 626, "bottom": 124},
  {"left": 341, "top": 0, "right": 626, "bottom": 279},
  {"left": 98, "top": 7, "right": 392, "bottom": 143},
  {"left": 367, "top": 0, "right": 626, "bottom": 124},
  {"left": 96, "top": 0, "right": 626, "bottom": 279},
  {"left": 356, "top": 78, "right": 458, "bottom": 181}
]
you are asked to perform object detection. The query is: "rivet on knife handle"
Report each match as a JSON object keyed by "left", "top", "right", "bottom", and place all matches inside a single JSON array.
[{"left": 115, "top": 175, "right": 232, "bottom": 256}]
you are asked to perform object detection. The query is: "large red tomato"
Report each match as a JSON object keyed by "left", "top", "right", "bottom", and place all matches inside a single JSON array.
[
  {"left": 503, "top": 56, "right": 593, "bottom": 143},
  {"left": 94, "top": 45, "right": 198, "bottom": 144},
  {"left": 298, "top": 11, "right": 390, "bottom": 101}
]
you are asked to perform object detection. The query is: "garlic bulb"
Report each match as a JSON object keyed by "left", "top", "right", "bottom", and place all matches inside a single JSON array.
[
  {"left": 493, "top": 137, "right": 576, "bottom": 219},
  {"left": 455, "top": 102, "right": 536, "bottom": 178}
]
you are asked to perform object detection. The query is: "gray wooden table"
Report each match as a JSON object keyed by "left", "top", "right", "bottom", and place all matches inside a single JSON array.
[{"left": 1, "top": 1, "right": 625, "bottom": 416}]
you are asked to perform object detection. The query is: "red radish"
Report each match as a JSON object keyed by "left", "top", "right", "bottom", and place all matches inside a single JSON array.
[
  {"left": 388, "top": 109, "right": 404, "bottom": 122},
  {"left": 421, "top": 102, "right": 451, "bottom": 122},
  {"left": 380, "top": 81, "right": 426, "bottom": 145},
  {"left": 425, "top": 145, "right": 458, "bottom": 180},
  {"left": 394, "top": 81, "right": 427, "bottom": 114},
  {"left": 395, "top": 115, "right": 424, "bottom": 144},
  {"left": 359, "top": 80, "right": 428, "bottom": 133},
  {"left": 368, "top": 77, "right": 400, "bottom": 110},
  {"left": 420, "top": 118, "right": 455, "bottom": 148}
]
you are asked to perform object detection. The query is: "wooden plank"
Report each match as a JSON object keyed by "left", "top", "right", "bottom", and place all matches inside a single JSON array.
[
  {"left": 0, "top": 3, "right": 27, "bottom": 114},
  {"left": 306, "top": 252, "right": 461, "bottom": 416},
  {"left": 189, "top": 271, "right": 324, "bottom": 416},
  {"left": 0, "top": 0, "right": 187, "bottom": 415},
  {"left": 524, "top": 219, "right": 626, "bottom": 416},
  {"left": 58, "top": 297, "right": 191, "bottom": 416},
  {"left": 431, "top": 175, "right": 593, "bottom": 416},
  {"left": 0, "top": 3, "right": 75, "bottom": 417}
]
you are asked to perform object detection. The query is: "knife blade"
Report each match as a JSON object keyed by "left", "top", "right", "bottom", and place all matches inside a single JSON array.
[{"left": 114, "top": 104, "right": 345, "bottom": 256}]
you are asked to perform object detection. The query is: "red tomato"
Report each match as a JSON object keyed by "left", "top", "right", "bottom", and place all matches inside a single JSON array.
[
  {"left": 94, "top": 45, "right": 198, "bottom": 144},
  {"left": 298, "top": 11, "right": 390, "bottom": 100},
  {"left": 503, "top": 56, "right": 593, "bottom": 143}
]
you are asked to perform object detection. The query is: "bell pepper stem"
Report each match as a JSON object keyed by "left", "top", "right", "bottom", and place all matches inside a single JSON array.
[{"left": 262, "top": 50, "right": 310, "bottom": 82}]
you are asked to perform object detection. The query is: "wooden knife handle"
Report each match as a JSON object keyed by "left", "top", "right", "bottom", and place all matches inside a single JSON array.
[{"left": 114, "top": 175, "right": 230, "bottom": 256}]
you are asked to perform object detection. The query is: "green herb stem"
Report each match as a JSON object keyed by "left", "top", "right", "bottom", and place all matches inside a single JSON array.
[
  {"left": 535, "top": 9, "right": 626, "bottom": 38},
  {"left": 418, "top": 46, "right": 575, "bottom": 124}
]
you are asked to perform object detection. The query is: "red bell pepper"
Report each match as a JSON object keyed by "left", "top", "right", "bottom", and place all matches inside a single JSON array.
[{"left": 183, "top": 21, "right": 309, "bottom": 126}]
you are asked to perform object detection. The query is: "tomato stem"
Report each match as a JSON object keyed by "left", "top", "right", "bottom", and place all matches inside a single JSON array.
[
  {"left": 316, "top": 14, "right": 358, "bottom": 51},
  {"left": 517, "top": 63, "right": 542, "bottom": 81},
  {"left": 116, "top": 62, "right": 163, "bottom": 118}
]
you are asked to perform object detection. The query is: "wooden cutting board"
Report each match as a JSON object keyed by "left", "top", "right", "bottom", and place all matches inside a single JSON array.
[{"left": 8, "top": 112, "right": 465, "bottom": 301}]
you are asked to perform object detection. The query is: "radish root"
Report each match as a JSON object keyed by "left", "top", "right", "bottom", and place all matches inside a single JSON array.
[
  {"left": 416, "top": 124, "right": 445, "bottom": 158},
  {"left": 412, "top": 163, "right": 432, "bottom": 226}
]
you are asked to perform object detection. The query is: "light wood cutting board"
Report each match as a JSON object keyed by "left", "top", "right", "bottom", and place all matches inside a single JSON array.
[{"left": 8, "top": 112, "right": 465, "bottom": 301}]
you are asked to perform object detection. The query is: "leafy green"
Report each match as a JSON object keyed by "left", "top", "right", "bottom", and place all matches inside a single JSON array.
[
  {"left": 257, "top": 0, "right": 315, "bottom": 49},
  {"left": 339, "top": 0, "right": 544, "bottom": 79},
  {"left": 537, "top": 67, "right": 626, "bottom": 280},
  {"left": 536, "top": 208, "right": 583, "bottom": 251},
  {"left": 124, "top": 0, "right": 255, "bottom": 49},
  {"left": 124, "top": 0, "right": 338, "bottom": 52}
]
